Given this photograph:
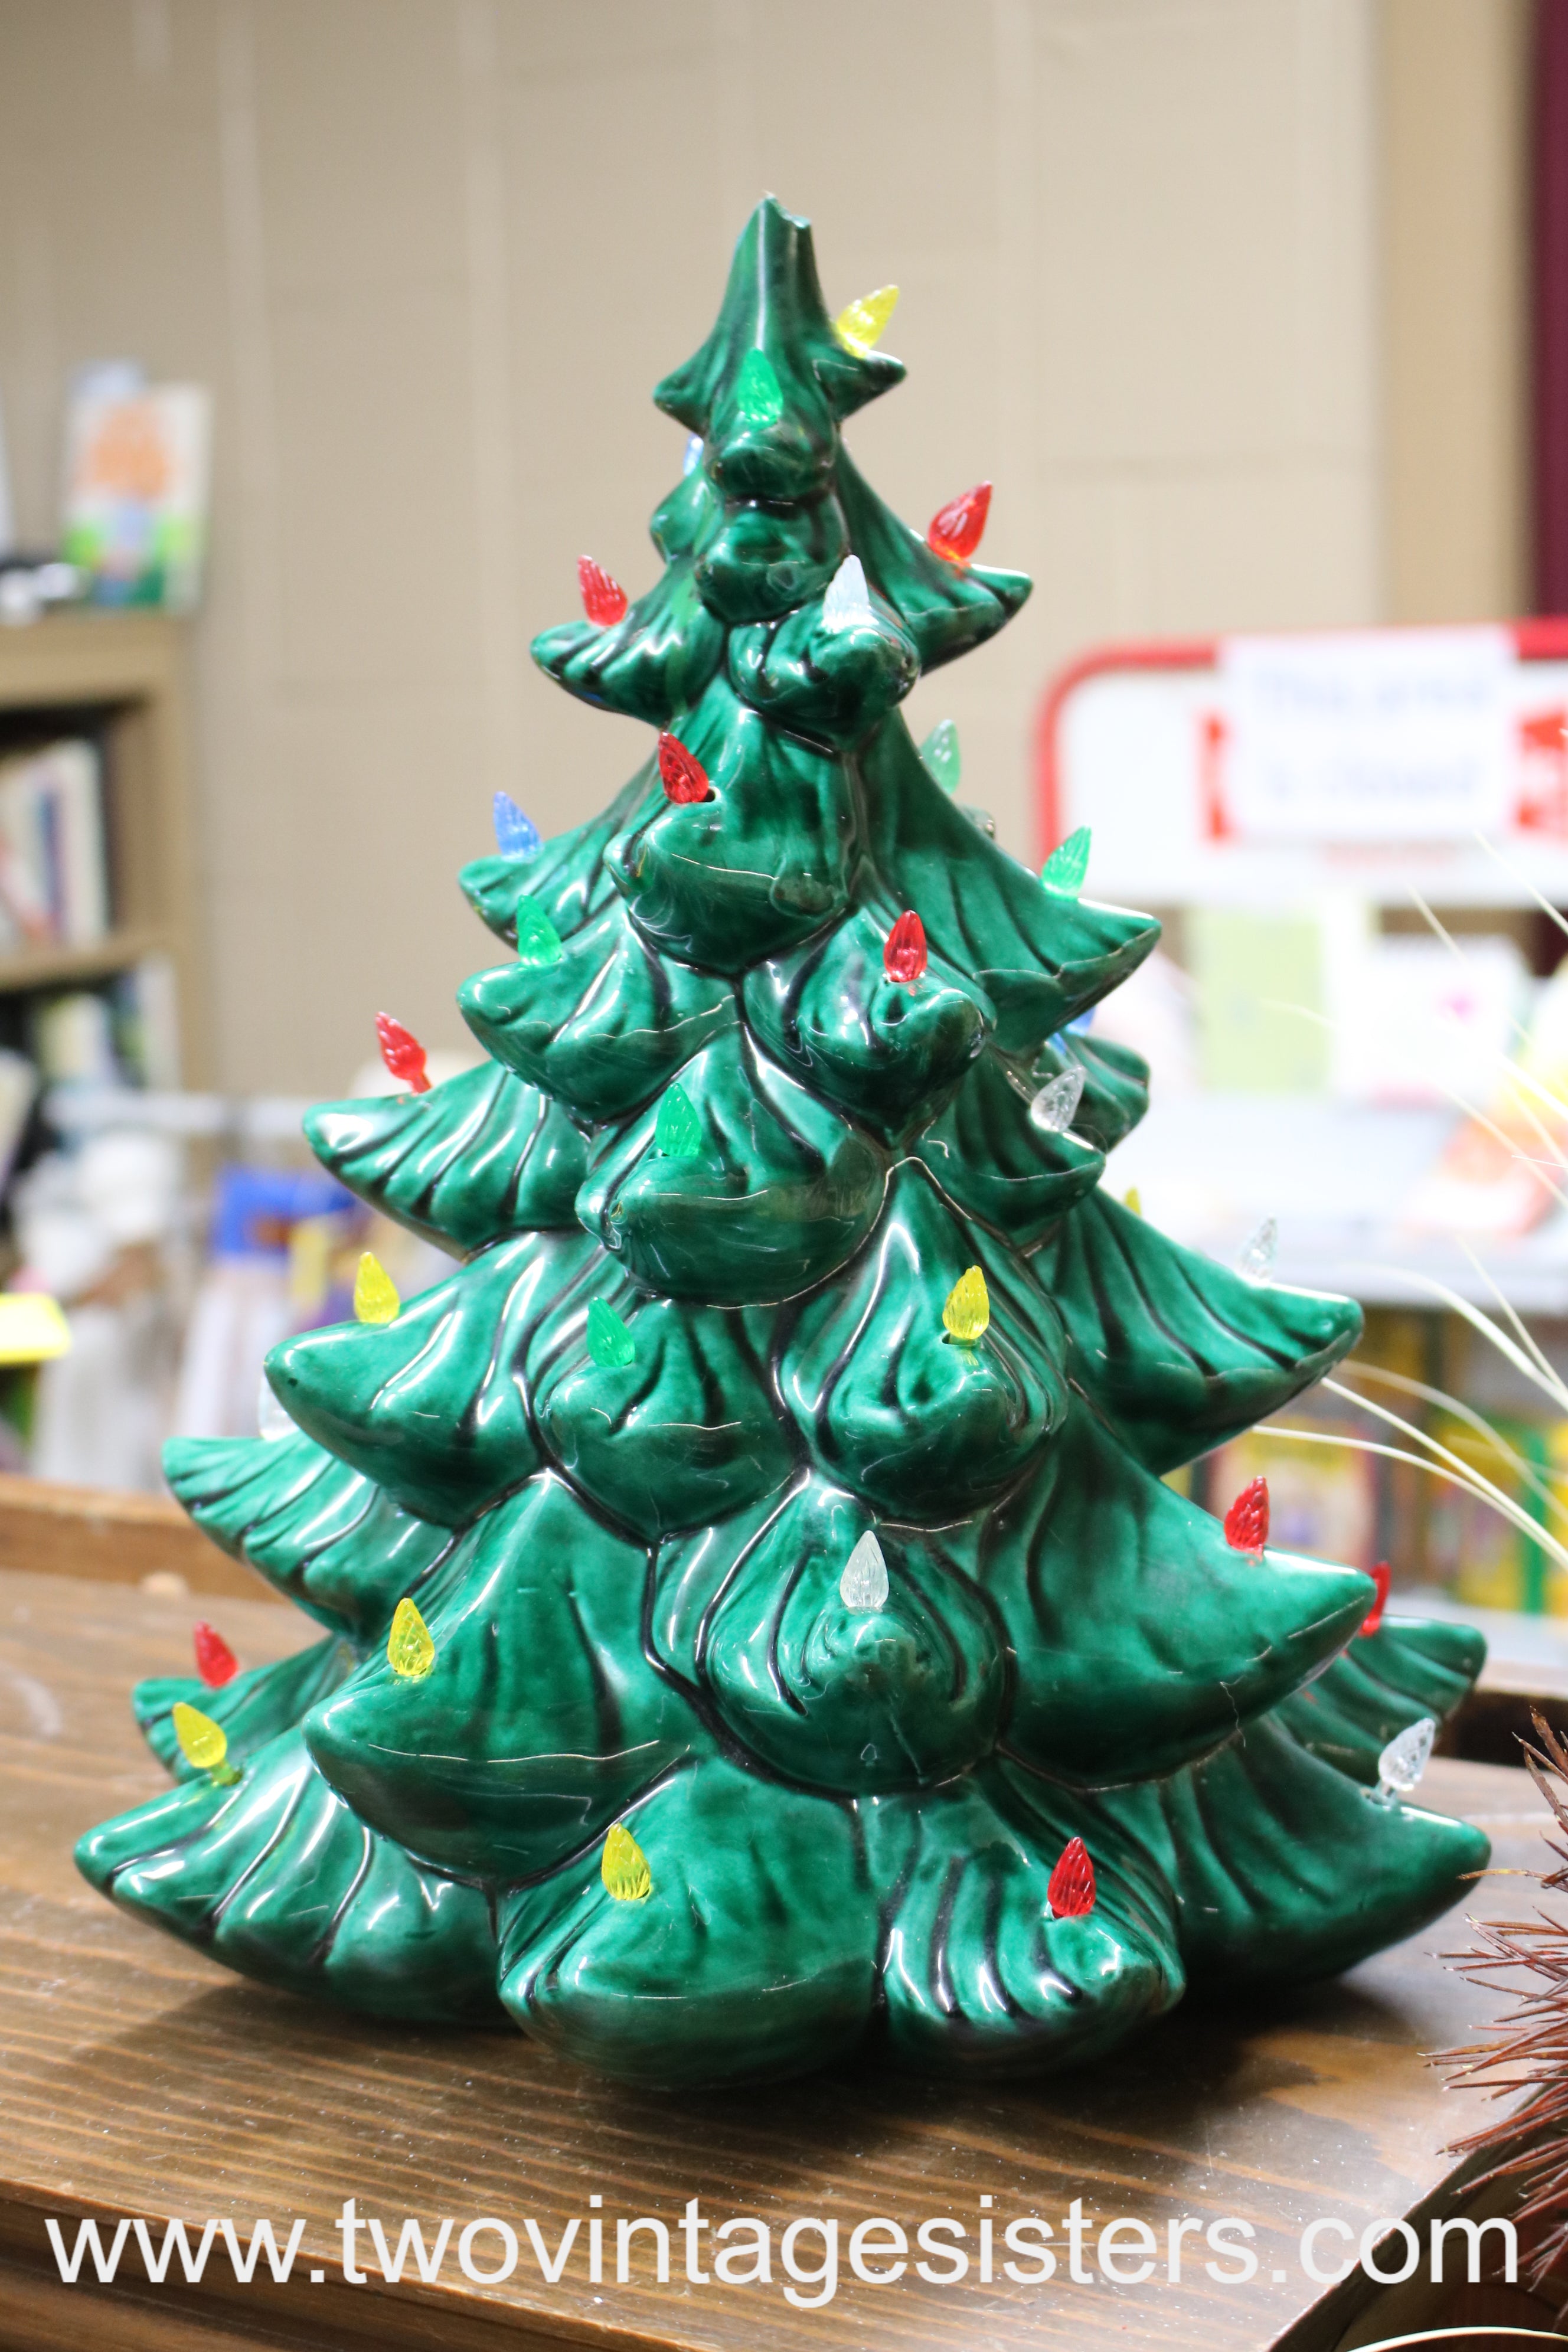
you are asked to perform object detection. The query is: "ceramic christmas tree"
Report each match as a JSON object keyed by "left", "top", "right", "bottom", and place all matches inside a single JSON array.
[{"left": 79, "top": 200, "right": 1489, "bottom": 2088}]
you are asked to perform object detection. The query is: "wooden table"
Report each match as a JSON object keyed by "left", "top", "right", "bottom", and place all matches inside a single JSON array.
[{"left": 0, "top": 1557, "right": 1561, "bottom": 2352}]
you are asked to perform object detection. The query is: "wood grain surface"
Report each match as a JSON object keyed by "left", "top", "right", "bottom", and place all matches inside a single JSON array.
[
  {"left": 0, "top": 1561, "right": 1553, "bottom": 2352},
  {"left": 0, "top": 1476, "right": 251, "bottom": 1596}
]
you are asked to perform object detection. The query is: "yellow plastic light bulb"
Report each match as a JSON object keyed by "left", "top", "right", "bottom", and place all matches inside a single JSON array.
[
  {"left": 942, "top": 1265, "right": 990, "bottom": 1344},
  {"left": 601, "top": 1820, "right": 652, "bottom": 1903},
  {"left": 171, "top": 1700, "right": 228, "bottom": 1773},
  {"left": 354, "top": 1251, "right": 400, "bottom": 1325},
  {"left": 835, "top": 284, "right": 900, "bottom": 357},
  {"left": 1123, "top": 1186, "right": 1143, "bottom": 1217},
  {"left": 387, "top": 1596, "right": 435, "bottom": 1680}
]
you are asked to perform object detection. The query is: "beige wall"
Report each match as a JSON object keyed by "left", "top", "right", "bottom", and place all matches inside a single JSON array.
[
  {"left": 1381, "top": 0, "right": 1531, "bottom": 622},
  {"left": 0, "top": 0, "right": 1385, "bottom": 1094}
]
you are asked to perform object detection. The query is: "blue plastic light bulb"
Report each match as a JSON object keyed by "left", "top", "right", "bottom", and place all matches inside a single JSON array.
[{"left": 492, "top": 792, "right": 541, "bottom": 861}]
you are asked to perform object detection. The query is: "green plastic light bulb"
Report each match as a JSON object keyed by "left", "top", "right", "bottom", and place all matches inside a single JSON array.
[
  {"left": 918, "top": 719, "right": 961, "bottom": 794},
  {"left": 1041, "top": 825, "right": 1091, "bottom": 898},
  {"left": 653, "top": 1083, "right": 703, "bottom": 1159},
  {"left": 514, "top": 901, "right": 564, "bottom": 966},
  {"left": 586, "top": 1299, "right": 636, "bottom": 1370},
  {"left": 736, "top": 348, "right": 784, "bottom": 426}
]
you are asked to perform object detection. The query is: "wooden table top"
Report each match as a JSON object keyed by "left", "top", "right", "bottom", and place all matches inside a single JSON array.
[{"left": 0, "top": 1562, "right": 1555, "bottom": 2352}]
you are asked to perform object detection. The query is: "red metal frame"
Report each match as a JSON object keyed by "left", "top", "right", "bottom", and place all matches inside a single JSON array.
[{"left": 1033, "top": 618, "right": 1568, "bottom": 863}]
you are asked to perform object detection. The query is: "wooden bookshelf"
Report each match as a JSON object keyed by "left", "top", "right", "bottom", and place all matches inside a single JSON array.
[{"left": 0, "top": 611, "right": 204, "bottom": 1084}]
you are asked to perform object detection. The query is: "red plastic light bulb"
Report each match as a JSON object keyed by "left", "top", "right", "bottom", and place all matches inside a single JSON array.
[
  {"left": 883, "top": 910, "right": 927, "bottom": 985},
  {"left": 926, "top": 481, "right": 992, "bottom": 565},
  {"left": 577, "top": 556, "right": 628, "bottom": 627},
  {"left": 193, "top": 1621, "right": 239, "bottom": 1688},
  {"left": 375, "top": 1012, "right": 430, "bottom": 1094},
  {"left": 657, "top": 732, "right": 713, "bottom": 805},
  {"left": 1223, "top": 1476, "right": 1270, "bottom": 1554},
  {"left": 1360, "top": 1561, "right": 1391, "bottom": 1637},
  {"left": 1047, "top": 1836, "right": 1096, "bottom": 1919}
]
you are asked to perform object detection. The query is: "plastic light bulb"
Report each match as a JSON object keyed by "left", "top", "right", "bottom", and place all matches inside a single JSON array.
[
  {"left": 926, "top": 481, "right": 991, "bottom": 565},
  {"left": 354, "top": 1252, "right": 400, "bottom": 1326},
  {"left": 657, "top": 731, "right": 713, "bottom": 805},
  {"left": 257, "top": 1371, "right": 292, "bottom": 1441},
  {"left": 821, "top": 554, "right": 875, "bottom": 632},
  {"left": 735, "top": 348, "right": 783, "bottom": 426},
  {"left": 514, "top": 900, "right": 564, "bottom": 966},
  {"left": 387, "top": 1596, "right": 435, "bottom": 1680},
  {"left": 587, "top": 1298, "right": 636, "bottom": 1370},
  {"left": 1223, "top": 1476, "right": 1269, "bottom": 1554},
  {"left": 375, "top": 1012, "right": 430, "bottom": 1095},
  {"left": 1376, "top": 1714, "right": 1436, "bottom": 1805},
  {"left": 682, "top": 433, "right": 703, "bottom": 476},
  {"left": 1041, "top": 825, "right": 1092, "bottom": 898},
  {"left": 653, "top": 1083, "right": 702, "bottom": 1159},
  {"left": 835, "top": 284, "right": 900, "bottom": 357},
  {"left": 577, "top": 556, "right": 628, "bottom": 627},
  {"left": 943, "top": 1265, "right": 990, "bottom": 1344},
  {"left": 839, "top": 1530, "right": 889, "bottom": 1611},
  {"left": 492, "top": 792, "right": 541, "bottom": 860},
  {"left": 1030, "top": 1066, "right": 1085, "bottom": 1135},
  {"left": 883, "top": 910, "right": 927, "bottom": 985},
  {"left": 1238, "top": 1217, "right": 1277, "bottom": 1280},
  {"left": 171, "top": 1700, "right": 237, "bottom": 1782},
  {"left": 192, "top": 1622, "right": 239, "bottom": 1688},
  {"left": 1360, "top": 1562, "right": 1391, "bottom": 1637},
  {"left": 1047, "top": 1836, "right": 1096, "bottom": 1920},
  {"left": 918, "top": 720, "right": 961, "bottom": 794},
  {"left": 601, "top": 1820, "right": 652, "bottom": 1903}
]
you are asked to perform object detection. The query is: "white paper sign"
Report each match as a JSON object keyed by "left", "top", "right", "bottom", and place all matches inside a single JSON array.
[{"left": 1219, "top": 627, "right": 1513, "bottom": 844}]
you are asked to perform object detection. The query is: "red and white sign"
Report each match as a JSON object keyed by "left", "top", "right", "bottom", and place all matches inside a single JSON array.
[{"left": 1035, "top": 618, "right": 1568, "bottom": 904}]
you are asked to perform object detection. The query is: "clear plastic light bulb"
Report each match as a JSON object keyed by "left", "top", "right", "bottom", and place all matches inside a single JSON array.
[
  {"left": 1376, "top": 1715, "right": 1436, "bottom": 1805},
  {"left": 1030, "top": 1065, "right": 1086, "bottom": 1135},
  {"left": 821, "top": 554, "right": 874, "bottom": 632},
  {"left": 1239, "top": 1217, "right": 1278, "bottom": 1280},
  {"left": 839, "top": 1530, "right": 888, "bottom": 1611}
]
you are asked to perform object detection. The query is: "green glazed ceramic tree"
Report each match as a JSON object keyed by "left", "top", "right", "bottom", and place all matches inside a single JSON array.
[{"left": 79, "top": 200, "right": 1489, "bottom": 2088}]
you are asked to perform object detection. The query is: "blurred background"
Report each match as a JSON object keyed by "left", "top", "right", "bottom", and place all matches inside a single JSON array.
[{"left": 0, "top": 0, "right": 1563, "bottom": 1696}]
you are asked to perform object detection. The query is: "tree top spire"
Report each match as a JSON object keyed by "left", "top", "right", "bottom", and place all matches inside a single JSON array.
[{"left": 654, "top": 197, "right": 905, "bottom": 499}]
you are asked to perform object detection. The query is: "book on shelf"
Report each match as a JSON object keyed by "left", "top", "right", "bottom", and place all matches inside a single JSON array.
[
  {"left": 60, "top": 376, "right": 210, "bottom": 611},
  {"left": 0, "top": 739, "right": 109, "bottom": 953}
]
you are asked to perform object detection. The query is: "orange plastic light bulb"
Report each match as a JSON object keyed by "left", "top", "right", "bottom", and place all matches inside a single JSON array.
[
  {"left": 1047, "top": 1836, "right": 1096, "bottom": 1919},
  {"left": 192, "top": 1621, "right": 239, "bottom": 1688},
  {"left": 577, "top": 556, "right": 628, "bottom": 627},
  {"left": 926, "top": 481, "right": 991, "bottom": 565},
  {"left": 657, "top": 732, "right": 713, "bottom": 805},
  {"left": 883, "top": 910, "right": 927, "bottom": 985},
  {"left": 375, "top": 1012, "right": 430, "bottom": 1094},
  {"left": 1223, "top": 1476, "right": 1270, "bottom": 1554},
  {"left": 1360, "top": 1561, "right": 1391, "bottom": 1636}
]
